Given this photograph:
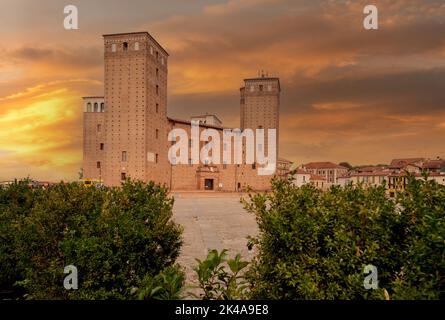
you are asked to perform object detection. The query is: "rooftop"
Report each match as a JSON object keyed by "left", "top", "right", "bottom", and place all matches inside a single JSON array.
[
  {"left": 304, "top": 162, "right": 348, "bottom": 170},
  {"left": 102, "top": 31, "right": 169, "bottom": 56}
]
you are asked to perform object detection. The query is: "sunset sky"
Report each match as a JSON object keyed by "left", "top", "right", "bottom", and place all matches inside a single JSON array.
[{"left": 0, "top": 0, "right": 444, "bottom": 181}]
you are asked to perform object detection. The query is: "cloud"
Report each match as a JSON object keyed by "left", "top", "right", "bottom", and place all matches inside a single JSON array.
[{"left": 1, "top": 0, "right": 445, "bottom": 180}]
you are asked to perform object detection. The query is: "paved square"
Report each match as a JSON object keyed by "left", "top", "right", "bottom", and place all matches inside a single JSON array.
[{"left": 171, "top": 193, "right": 259, "bottom": 290}]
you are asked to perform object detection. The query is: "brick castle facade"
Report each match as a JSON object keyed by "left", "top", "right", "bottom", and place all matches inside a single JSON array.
[{"left": 83, "top": 32, "right": 290, "bottom": 191}]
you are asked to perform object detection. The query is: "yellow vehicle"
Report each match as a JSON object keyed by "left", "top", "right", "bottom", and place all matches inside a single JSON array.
[{"left": 82, "top": 179, "right": 103, "bottom": 188}]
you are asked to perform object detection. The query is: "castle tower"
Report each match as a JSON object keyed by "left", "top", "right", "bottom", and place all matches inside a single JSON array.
[
  {"left": 240, "top": 75, "right": 280, "bottom": 162},
  {"left": 237, "top": 75, "right": 280, "bottom": 190},
  {"left": 82, "top": 96, "right": 105, "bottom": 182},
  {"left": 102, "top": 32, "right": 170, "bottom": 186}
]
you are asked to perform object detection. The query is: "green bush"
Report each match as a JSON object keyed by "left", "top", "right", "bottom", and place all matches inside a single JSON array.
[
  {"left": 243, "top": 177, "right": 444, "bottom": 300},
  {"left": 134, "top": 265, "right": 185, "bottom": 300},
  {"left": 192, "top": 249, "right": 249, "bottom": 300},
  {"left": 0, "top": 179, "right": 183, "bottom": 299}
]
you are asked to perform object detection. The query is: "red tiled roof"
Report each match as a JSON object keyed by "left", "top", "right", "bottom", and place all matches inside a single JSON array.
[
  {"left": 350, "top": 171, "right": 390, "bottom": 177},
  {"left": 389, "top": 158, "right": 424, "bottom": 169},
  {"left": 423, "top": 160, "right": 445, "bottom": 169},
  {"left": 356, "top": 166, "right": 387, "bottom": 172},
  {"left": 310, "top": 174, "right": 326, "bottom": 181},
  {"left": 394, "top": 172, "right": 445, "bottom": 177},
  {"left": 167, "top": 117, "right": 227, "bottom": 130},
  {"left": 304, "top": 162, "right": 348, "bottom": 169}
]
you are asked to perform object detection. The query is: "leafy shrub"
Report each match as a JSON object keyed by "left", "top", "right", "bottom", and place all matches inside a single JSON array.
[
  {"left": 243, "top": 177, "right": 444, "bottom": 299},
  {"left": 0, "top": 179, "right": 183, "bottom": 299},
  {"left": 390, "top": 177, "right": 445, "bottom": 299},
  {"left": 0, "top": 179, "right": 41, "bottom": 298},
  {"left": 192, "top": 249, "right": 249, "bottom": 300},
  {"left": 134, "top": 265, "right": 185, "bottom": 300}
]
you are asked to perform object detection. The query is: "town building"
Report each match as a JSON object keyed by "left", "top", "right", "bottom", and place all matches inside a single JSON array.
[{"left": 301, "top": 162, "right": 348, "bottom": 187}]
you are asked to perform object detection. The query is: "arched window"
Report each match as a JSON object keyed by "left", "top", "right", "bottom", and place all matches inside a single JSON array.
[
  {"left": 123, "top": 42, "right": 128, "bottom": 51},
  {"left": 94, "top": 102, "right": 99, "bottom": 112},
  {"left": 87, "top": 102, "right": 92, "bottom": 112},
  {"left": 100, "top": 103, "right": 105, "bottom": 112},
  {"left": 111, "top": 43, "right": 116, "bottom": 52},
  {"left": 134, "top": 42, "right": 139, "bottom": 51}
]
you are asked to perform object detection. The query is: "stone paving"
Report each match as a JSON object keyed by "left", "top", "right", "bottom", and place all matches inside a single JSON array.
[{"left": 171, "top": 192, "right": 259, "bottom": 296}]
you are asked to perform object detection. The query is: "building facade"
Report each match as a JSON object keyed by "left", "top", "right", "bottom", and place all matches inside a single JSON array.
[{"left": 83, "top": 32, "right": 288, "bottom": 191}]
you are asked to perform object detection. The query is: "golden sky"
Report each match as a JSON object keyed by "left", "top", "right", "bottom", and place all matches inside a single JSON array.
[{"left": 0, "top": 0, "right": 444, "bottom": 181}]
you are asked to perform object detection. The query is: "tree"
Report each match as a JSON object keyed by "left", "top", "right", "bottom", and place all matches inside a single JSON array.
[
  {"left": 1, "top": 179, "right": 183, "bottom": 299},
  {"left": 339, "top": 162, "right": 353, "bottom": 170},
  {"left": 243, "top": 177, "right": 444, "bottom": 299}
]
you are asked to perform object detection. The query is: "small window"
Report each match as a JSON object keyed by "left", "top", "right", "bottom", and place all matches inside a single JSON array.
[
  {"left": 100, "top": 103, "right": 105, "bottom": 112},
  {"left": 122, "top": 151, "right": 127, "bottom": 162},
  {"left": 156, "top": 85, "right": 159, "bottom": 95},
  {"left": 123, "top": 42, "right": 128, "bottom": 51},
  {"left": 156, "top": 129, "right": 159, "bottom": 139},
  {"left": 156, "top": 103, "right": 159, "bottom": 113},
  {"left": 94, "top": 103, "right": 99, "bottom": 112},
  {"left": 111, "top": 43, "right": 116, "bottom": 52},
  {"left": 259, "top": 85, "right": 264, "bottom": 91},
  {"left": 121, "top": 172, "right": 126, "bottom": 181},
  {"left": 86, "top": 102, "right": 92, "bottom": 112},
  {"left": 100, "top": 143, "right": 104, "bottom": 150},
  {"left": 97, "top": 161, "right": 101, "bottom": 169},
  {"left": 156, "top": 51, "right": 159, "bottom": 59},
  {"left": 134, "top": 42, "right": 139, "bottom": 51},
  {"left": 156, "top": 68, "right": 159, "bottom": 78},
  {"left": 155, "top": 153, "right": 159, "bottom": 164},
  {"left": 252, "top": 163, "right": 256, "bottom": 170}
]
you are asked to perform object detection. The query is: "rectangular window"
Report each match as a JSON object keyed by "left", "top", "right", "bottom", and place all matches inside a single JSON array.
[
  {"left": 259, "top": 85, "right": 263, "bottom": 91},
  {"left": 121, "top": 172, "right": 126, "bottom": 181},
  {"left": 156, "top": 103, "right": 159, "bottom": 113},
  {"left": 156, "top": 129, "right": 159, "bottom": 139},
  {"left": 156, "top": 85, "right": 159, "bottom": 95},
  {"left": 122, "top": 151, "right": 127, "bottom": 162},
  {"left": 156, "top": 68, "right": 159, "bottom": 78},
  {"left": 97, "top": 161, "right": 101, "bottom": 169},
  {"left": 252, "top": 163, "right": 256, "bottom": 170},
  {"left": 100, "top": 143, "right": 104, "bottom": 150},
  {"left": 155, "top": 153, "right": 159, "bottom": 164}
]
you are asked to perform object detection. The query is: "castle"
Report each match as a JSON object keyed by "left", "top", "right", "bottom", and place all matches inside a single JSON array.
[{"left": 82, "top": 32, "right": 291, "bottom": 191}]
